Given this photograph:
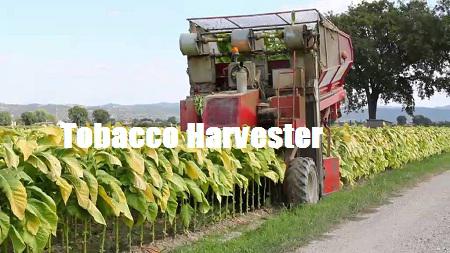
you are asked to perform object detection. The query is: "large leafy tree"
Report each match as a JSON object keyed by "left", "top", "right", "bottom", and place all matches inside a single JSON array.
[
  {"left": 21, "top": 111, "right": 37, "bottom": 125},
  {"left": 0, "top": 112, "right": 12, "bottom": 126},
  {"left": 20, "top": 110, "right": 55, "bottom": 125},
  {"left": 92, "top": 109, "right": 110, "bottom": 124},
  {"left": 68, "top": 106, "right": 89, "bottom": 126},
  {"left": 412, "top": 114, "right": 433, "bottom": 125},
  {"left": 330, "top": 0, "right": 450, "bottom": 119},
  {"left": 34, "top": 109, "right": 55, "bottom": 123},
  {"left": 396, "top": 115, "right": 407, "bottom": 125}
]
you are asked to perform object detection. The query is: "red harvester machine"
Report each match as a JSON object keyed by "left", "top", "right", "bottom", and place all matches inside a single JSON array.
[{"left": 179, "top": 9, "right": 353, "bottom": 205}]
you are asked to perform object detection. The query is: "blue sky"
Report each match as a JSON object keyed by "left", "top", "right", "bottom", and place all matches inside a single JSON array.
[{"left": 0, "top": 0, "right": 448, "bottom": 107}]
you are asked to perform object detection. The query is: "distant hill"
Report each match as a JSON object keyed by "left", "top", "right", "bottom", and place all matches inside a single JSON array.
[
  {"left": 340, "top": 106, "right": 450, "bottom": 122},
  {"left": 0, "top": 103, "right": 179, "bottom": 121},
  {"left": 1, "top": 103, "right": 449, "bottom": 123}
]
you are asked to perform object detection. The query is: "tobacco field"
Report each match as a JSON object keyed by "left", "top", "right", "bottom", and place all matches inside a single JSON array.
[{"left": 0, "top": 125, "right": 449, "bottom": 252}]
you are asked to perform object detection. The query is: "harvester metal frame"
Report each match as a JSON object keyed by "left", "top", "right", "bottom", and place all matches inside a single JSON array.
[{"left": 179, "top": 9, "right": 353, "bottom": 205}]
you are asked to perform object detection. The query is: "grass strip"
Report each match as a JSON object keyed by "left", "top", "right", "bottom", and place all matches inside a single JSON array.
[{"left": 172, "top": 152, "right": 450, "bottom": 253}]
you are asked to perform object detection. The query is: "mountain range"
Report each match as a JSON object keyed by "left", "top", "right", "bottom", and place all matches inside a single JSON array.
[
  {"left": 0, "top": 103, "right": 449, "bottom": 123},
  {"left": 0, "top": 103, "right": 179, "bottom": 122},
  {"left": 340, "top": 105, "right": 450, "bottom": 122}
]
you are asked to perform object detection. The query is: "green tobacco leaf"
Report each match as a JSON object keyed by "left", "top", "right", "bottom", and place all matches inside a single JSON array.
[
  {"left": 64, "top": 175, "right": 106, "bottom": 224},
  {"left": 83, "top": 170, "right": 99, "bottom": 203},
  {"left": 169, "top": 148, "right": 180, "bottom": 166},
  {"left": 86, "top": 201, "right": 106, "bottom": 225},
  {"left": 65, "top": 175, "right": 90, "bottom": 208},
  {"left": 37, "top": 152, "right": 62, "bottom": 181},
  {"left": 147, "top": 202, "right": 158, "bottom": 222},
  {"left": 145, "top": 160, "right": 163, "bottom": 188},
  {"left": 97, "top": 170, "right": 132, "bottom": 223},
  {"left": 0, "top": 170, "right": 27, "bottom": 220},
  {"left": 185, "top": 160, "right": 207, "bottom": 183},
  {"left": 24, "top": 208, "right": 41, "bottom": 236},
  {"left": 144, "top": 148, "right": 159, "bottom": 166},
  {"left": 184, "top": 178, "right": 204, "bottom": 203},
  {"left": 166, "top": 193, "right": 178, "bottom": 224},
  {"left": 159, "top": 183, "right": 170, "bottom": 212},
  {"left": 167, "top": 174, "right": 188, "bottom": 192},
  {"left": 95, "top": 151, "right": 122, "bottom": 167},
  {"left": 0, "top": 210, "right": 10, "bottom": 245},
  {"left": 26, "top": 155, "right": 49, "bottom": 174},
  {"left": 98, "top": 185, "right": 120, "bottom": 217},
  {"left": 27, "top": 198, "right": 58, "bottom": 235},
  {"left": 55, "top": 177, "right": 73, "bottom": 204},
  {"left": 3, "top": 143, "right": 19, "bottom": 169},
  {"left": 23, "top": 225, "right": 51, "bottom": 253},
  {"left": 126, "top": 191, "right": 147, "bottom": 217},
  {"left": 180, "top": 203, "right": 194, "bottom": 229},
  {"left": 9, "top": 225, "right": 26, "bottom": 253},
  {"left": 15, "top": 139, "right": 37, "bottom": 161},
  {"left": 158, "top": 152, "right": 173, "bottom": 177},
  {"left": 132, "top": 171, "right": 147, "bottom": 191},
  {"left": 61, "top": 156, "right": 84, "bottom": 178},
  {"left": 123, "top": 149, "right": 145, "bottom": 176},
  {"left": 264, "top": 171, "right": 279, "bottom": 183}
]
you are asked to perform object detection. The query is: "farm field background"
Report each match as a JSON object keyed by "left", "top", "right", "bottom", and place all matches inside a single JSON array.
[{"left": 0, "top": 126, "right": 449, "bottom": 252}]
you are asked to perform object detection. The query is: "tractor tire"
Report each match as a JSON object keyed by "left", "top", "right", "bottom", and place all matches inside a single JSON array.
[{"left": 283, "top": 157, "right": 320, "bottom": 206}]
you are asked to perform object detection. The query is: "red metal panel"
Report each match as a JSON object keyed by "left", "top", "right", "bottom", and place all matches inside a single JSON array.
[
  {"left": 202, "top": 90, "right": 259, "bottom": 129},
  {"left": 319, "top": 87, "right": 346, "bottom": 112},
  {"left": 180, "top": 99, "right": 200, "bottom": 131},
  {"left": 268, "top": 95, "right": 303, "bottom": 120},
  {"left": 237, "top": 90, "right": 259, "bottom": 127},
  {"left": 323, "top": 157, "right": 340, "bottom": 195}
]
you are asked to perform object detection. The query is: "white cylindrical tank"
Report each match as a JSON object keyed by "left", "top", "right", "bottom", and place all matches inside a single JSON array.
[{"left": 236, "top": 67, "right": 248, "bottom": 93}]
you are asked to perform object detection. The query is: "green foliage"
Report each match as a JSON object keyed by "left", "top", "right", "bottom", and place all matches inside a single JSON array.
[
  {"left": 34, "top": 110, "right": 54, "bottom": 123},
  {"left": 326, "top": 125, "right": 450, "bottom": 184},
  {"left": 193, "top": 95, "right": 205, "bottom": 116},
  {"left": 167, "top": 116, "right": 178, "bottom": 125},
  {"left": 396, "top": 116, "right": 407, "bottom": 125},
  {"left": 68, "top": 106, "right": 89, "bottom": 126},
  {"left": 0, "top": 125, "right": 449, "bottom": 251},
  {"left": 0, "top": 126, "right": 285, "bottom": 252},
  {"left": 330, "top": 0, "right": 450, "bottom": 119},
  {"left": 20, "top": 112, "right": 36, "bottom": 126},
  {"left": 412, "top": 115, "right": 433, "bottom": 126},
  {"left": 20, "top": 110, "right": 54, "bottom": 126},
  {"left": 92, "top": 109, "right": 111, "bottom": 124},
  {"left": 0, "top": 112, "right": 12, "bottom": 126}
]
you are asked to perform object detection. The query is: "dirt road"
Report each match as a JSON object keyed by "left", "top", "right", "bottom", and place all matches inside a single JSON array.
[{"left": 297, "top": 171, "right": 450, "bottom": 253}]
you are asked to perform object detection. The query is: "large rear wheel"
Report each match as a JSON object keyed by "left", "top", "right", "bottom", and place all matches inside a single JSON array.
[{"left": 283, "top": 157, "right": 320, "bottom": 205}]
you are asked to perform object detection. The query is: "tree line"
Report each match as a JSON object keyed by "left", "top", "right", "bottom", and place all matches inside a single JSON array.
[{"left": 0, "top": 106, "right": 178, "bottom": 127}]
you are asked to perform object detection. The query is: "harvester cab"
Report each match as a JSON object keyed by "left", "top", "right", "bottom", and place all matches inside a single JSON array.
[{"left": 179, "top": 9, "right": 353, "bottom": 205}]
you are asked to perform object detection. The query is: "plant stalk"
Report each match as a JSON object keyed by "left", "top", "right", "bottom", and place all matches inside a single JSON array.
[
  {"left": 99, "top": 225, "right": 106, "bottom": 253},
  {"left": 115, "top": 217, "right": 120, "bottom": 253},
  {"left": 64, "top": 217, "right": 70, "bottom": 253},
  {"left": 83, "top": 219, "right": 88, "bottom": 253}
]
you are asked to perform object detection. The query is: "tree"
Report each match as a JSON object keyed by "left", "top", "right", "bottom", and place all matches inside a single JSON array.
[
  {"left": 92, "top": 109, "right": 111, "bottom": 124},
  {"left": 34, "top": 109, "right": 55, "bottom": 123},
  {"left": 330, "top": 0, "right": 450, "bottom": 119},
  {"left": 68, "top": 106, "right": 89, "bottom": 126},
  {"left": 21, "top": 111, "right": 37, "bottom": 125},
  {"left": 167, "top": 116, "right": 178, "bottom": 125},
  {"left": 0, "top": 111, "right": 12, "bottom": 126},
  {"left": 396, "top": 115, "right": 407, "bottom": 125},
  {"left": 412, "top": 115, "right": 433, "bottom": 126}
]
